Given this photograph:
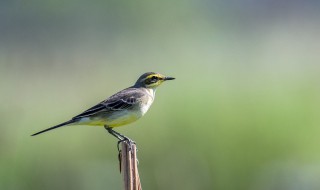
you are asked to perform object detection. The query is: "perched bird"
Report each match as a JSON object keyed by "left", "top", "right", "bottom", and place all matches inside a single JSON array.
[{"left": 31, "top": 72, "right": 175, "bottom": 143}]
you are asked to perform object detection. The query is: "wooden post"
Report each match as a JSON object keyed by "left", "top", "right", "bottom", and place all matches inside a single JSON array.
[{"left": 119, "top": 142, "right": 142, "bottom": 190}]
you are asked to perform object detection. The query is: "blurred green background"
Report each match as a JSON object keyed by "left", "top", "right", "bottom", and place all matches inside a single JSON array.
[{"left": 1, "top": 0, "right": 320, "bottom": 190}]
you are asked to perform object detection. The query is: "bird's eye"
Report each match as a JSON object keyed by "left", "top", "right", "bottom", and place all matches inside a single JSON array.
[{"left": 148, "top": 76, "right": 159, "bottom": 84}]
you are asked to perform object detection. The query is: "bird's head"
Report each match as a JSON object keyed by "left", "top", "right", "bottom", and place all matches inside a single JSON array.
[{"left": 134, "top": 72, "right": 175, "bottom": 88}]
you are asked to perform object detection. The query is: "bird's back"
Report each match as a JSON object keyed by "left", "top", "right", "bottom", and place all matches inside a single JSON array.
[{"left": 75, "top": 87, "right": 154, "bottom": 128}]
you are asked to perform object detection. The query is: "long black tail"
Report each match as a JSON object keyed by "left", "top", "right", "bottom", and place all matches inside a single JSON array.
[{"left": 31, "top": 120, "right": 76, "bottom": 136}]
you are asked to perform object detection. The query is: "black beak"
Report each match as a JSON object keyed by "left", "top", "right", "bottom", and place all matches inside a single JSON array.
[{"left": 164, "top": 77, "right": 175, "bottom": 81}]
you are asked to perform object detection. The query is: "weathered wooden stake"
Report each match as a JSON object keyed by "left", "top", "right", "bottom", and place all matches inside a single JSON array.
[{"left": 119, "top": 142, "right": 142, "bottom": 190}]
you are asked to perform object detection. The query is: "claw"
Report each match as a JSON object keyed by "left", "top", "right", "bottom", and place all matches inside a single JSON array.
[{"left": 117, "top": 138, "right": 136, "bottom": 151}]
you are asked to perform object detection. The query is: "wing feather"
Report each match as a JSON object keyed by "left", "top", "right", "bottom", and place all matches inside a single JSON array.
[{"left": 73, "top": 88, "right": 145, "bottom": 119}]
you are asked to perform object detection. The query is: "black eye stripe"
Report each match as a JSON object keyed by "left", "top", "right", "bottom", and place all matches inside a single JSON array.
[
  {"left": 145, "top": 76, "right": 158, "bottom": 84},
  {"left": 151, "top": 76, "right": 159, "bottom": 82}
]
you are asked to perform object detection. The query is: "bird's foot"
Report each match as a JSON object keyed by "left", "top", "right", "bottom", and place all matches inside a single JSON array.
[{"left": 117, "top": 137, "right": 136, "bottom": 152}]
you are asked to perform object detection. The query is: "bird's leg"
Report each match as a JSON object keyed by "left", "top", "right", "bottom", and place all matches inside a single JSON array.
[
  {"left": 104, "top": 126, "right": 135, "bottom": 151},
  {"left": 105, "top": 126, "right": 123, "bottom": 140},
  {"left": 104, "top": 126, "right": 124, "bottom": 151}
]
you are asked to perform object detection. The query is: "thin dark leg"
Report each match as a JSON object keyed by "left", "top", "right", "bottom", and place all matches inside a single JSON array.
[
  {"left": 105, "top": 126, "right": 123, "bottom": 140},
  {"left": 104, "top": 126, "right": 135, "bottom": 151}
]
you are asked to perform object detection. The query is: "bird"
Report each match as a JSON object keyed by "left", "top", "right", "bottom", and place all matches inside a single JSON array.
[{"left": 31, "top": 72, "right": 175, "bottom": 143}]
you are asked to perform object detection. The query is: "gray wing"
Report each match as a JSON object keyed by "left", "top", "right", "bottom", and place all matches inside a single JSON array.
[{"left": 73, "top": 88, "right": 145, "bottom": 119}]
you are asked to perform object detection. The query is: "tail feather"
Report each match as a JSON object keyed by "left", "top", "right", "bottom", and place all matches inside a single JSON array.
[{"left": 31, "top": 120, "right": 76, "bottom": 136}]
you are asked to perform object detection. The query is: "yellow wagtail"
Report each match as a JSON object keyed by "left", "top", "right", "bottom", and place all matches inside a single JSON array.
[{"left": 31, "top": 72, "right": 175, "bottom": 142}]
